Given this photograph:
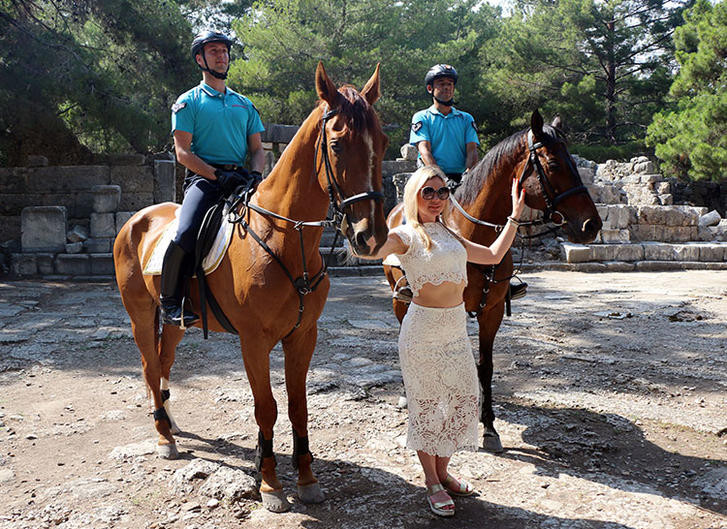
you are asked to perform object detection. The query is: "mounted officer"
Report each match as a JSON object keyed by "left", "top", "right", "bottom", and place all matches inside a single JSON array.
[
  {"left": 409, "top": 64, "right": 480, "bottom": 184},
  {"left": 160, "top": 30, "right": 266, "bottom": 327}
]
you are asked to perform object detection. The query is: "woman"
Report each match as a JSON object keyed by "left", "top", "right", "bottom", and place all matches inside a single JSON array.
[{"left": 355, "top": 165, "right": 525, "bottom": 517}]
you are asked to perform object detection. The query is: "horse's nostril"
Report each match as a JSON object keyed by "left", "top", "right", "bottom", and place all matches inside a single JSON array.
[
  {"left": 354, "top": 230, "right": 369, "bottom": 250},
  {"left": 583, "top": 218, "right": 594, "bottom": 233}
]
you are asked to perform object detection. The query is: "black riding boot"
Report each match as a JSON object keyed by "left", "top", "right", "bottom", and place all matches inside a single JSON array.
[{"left": 160, "top": 241, "right": 199, "bottom": 327}]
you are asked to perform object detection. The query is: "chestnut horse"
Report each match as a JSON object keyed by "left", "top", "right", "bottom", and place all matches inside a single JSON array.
[
  {"left": 114, "top": 63, "right": 388, "bottom": 512},
  {"left": 384, "top": 111, "right": 602, "bottom": 452}
]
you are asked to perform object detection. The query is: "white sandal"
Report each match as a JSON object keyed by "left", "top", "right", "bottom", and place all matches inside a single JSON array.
[
  {"left": 426, "top": 483, "right": 455, "bottom": 517},
  {"left": 444, "top": 473, "right": 475, "bottom": 496}
]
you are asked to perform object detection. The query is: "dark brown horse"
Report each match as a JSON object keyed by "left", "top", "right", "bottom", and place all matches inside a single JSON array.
[
  {"left": 114, "top": 63, "right": 388, "bottom": 511},
  {"left": 384, "top": 111, "right": 602, "bottom": 452}
]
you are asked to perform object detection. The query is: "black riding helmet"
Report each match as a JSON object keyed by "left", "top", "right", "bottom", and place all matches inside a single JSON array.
[
  {"left": 191, "top": 30, "right": 234, "bottom": 80},
  {"left": 424, "top": 64, "right": 458, "bottom": 91}
]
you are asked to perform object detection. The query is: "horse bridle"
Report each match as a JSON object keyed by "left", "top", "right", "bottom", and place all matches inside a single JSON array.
[
  {"left": 518, "top": 130, "right": 588, "bottom": 225},
  {"left": 224, "top": 106, "right": 385, "bottom": 337},
  {"left": 315, "top": 107, "right": 385, "bottom": 234}
]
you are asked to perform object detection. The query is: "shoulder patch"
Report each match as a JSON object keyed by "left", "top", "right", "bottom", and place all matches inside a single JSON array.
[
  {"left": 411, "top": 122, "right": 423, "bottom": 133},
  {"left": 171, "top": 102, "right": 187, "bottom": 113},
  {"left": 471, "top": 121, "right": 478, "bottom": 132}
]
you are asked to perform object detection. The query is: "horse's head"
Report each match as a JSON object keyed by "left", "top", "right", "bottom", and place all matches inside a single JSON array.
[
  {"left": 314, "top": 62, "right": 389, "bottom": 256},
  {"left": 518, "top": 110, "right": 602, "bottom": 243}
]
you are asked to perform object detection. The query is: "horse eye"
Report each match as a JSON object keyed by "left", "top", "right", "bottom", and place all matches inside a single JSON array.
[
  {"left": 547, "top": 160, "right": 559, "bottom": 170},
  {"left": 330, "top": 140, "right": 343, "bottom": 153}
]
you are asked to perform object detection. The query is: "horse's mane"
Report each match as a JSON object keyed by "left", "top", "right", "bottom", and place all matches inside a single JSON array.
[
  {"left": 317, "top": 84, "right": 378, "bottom": 132},
  {"left": 456, "top": 125, "right": 561, "bottom": 206}
]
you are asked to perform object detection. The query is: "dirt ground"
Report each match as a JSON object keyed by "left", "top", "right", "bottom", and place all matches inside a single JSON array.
[{"left": 0, "top": 270, "right": 725, "bottom": 529}]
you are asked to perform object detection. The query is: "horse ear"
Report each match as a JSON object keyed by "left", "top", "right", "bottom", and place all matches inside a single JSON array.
[
  {"left": 531, "top": 110, "right": 544, "bottom": 139},
  {"left": 361, "top": 63, "right": 381, "bottom": 105},
  {"left": 315, "top": 61, "right": 339, "bottom": 107},
  {"left": 552, "top": 115, "right": 563, "bottom": 130}
]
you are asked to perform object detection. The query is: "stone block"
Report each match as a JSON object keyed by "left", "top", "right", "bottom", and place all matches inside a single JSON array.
[
  {"left": 65, "top": 241, "right": 83, "bottom": 254},
  {"left": 116, "top": 212, "right": 135, "bottom": 234},
  {"left": 110, "top": 165, "right": 154, "bottom": 194},
  {"left": 382, "top": 160, "right": 417, "bottom": 177},
  {"left": 697, "top": 244, "right": 726, "bottom": 262},
  {"left": 596, "top": 205, "right": 609, "bottom": 223},
  {"left": 21, "top": 206, "right": 67, "bottom": 252},
  {"left": 642, "top": 242, "right": 674, "bottom": 261},
  {"left": 27, "top": 166, "right": 110, "bottom": 193},
  {"left": 561, "top": 242, "right": 592, "bottom": 263},
  {"left": 698, "top": 225, "right": 715, "bottom": 241},
  {"left": 636, "top": 261, "right": 678, "bottom": 272},
  {"left": 154, "top": 160, "right": 176, "bottom": 203},
  {"left": 658, "top": 194, "right": 673, "bottom": 205},
  {"left": 67, "top": 225, "right": 89, "bottom": 243},
  {"left": 673, "top": 244, "right": 700, "bottom": 261},
  {"left": 609, "top": 205, "right": 635, "bottom": 229},
  {"left": 591, "top": 245, "right": 615, "bottom": 261},
  {"left": 55, "top": 254, "right": 90, "bottom": 275},
  {"left": 600, "top": 185, "right": 624, "bottom": 204},
  {"left": 699, "top": 210, "right": 721, "bottom": 227},
  {"left": 261, "top": 123, "right": 299, "bottom": 144},
  {"left": 639, "top": 173, "right": 660, "bottom": 184},
  {"left": 611, "top": 243, "right": 644, "bottom": 261},
  {"left": 400, "top": 144, "right": 418, "bottom": 161},
  {"left": 391, "top": 173, "right": 412, "bottom": 203},
  {"left": 656, "top": 182, "right": 671, "bottom": 194},
  {"left": 11, "top": 253, "right": 37, "bottom": 276},
  {"left": 90, "top": 253, "right": 114, "bottom": 275},
  {"left": 638, "top": 206, "right": 665, "bottom": 225},
  {"left": 90, "top": 213, "right": 116, "bottom": 238},
  {"left": 600, "top": 229, "right": 630, "bottom": 243},
  {"left": 664, "top": 226, "right": 694, "bottom": 242},
  {"left": 633, "top": 161, "right": 656, "bottom": 173},
  {"left": 92, "top": 185, "right": 122, "bottom": 213},
  {"left": 604, "top": 261, "right": 636, "bottom": 272},
  {"left": 118, "top": 192, "right": 154, "bottom": 212},
  {"left": 577, "top": 166, "right": 595, "bottom": 184},
  {"left": 36, "top": 253, "right": 55, "bottom": 275},
  {"left": 84, "top": 238, "right": 112, "bottom": 253}
]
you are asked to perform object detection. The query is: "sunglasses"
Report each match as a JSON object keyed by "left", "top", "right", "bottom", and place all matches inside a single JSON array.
[{"left": 420, "top": 186, "right": 451, "bottom": 201}]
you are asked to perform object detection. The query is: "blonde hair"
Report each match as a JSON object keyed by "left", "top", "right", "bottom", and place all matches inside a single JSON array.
[{"left": 402, "top": 166, "right": 461, "bottom": 250}]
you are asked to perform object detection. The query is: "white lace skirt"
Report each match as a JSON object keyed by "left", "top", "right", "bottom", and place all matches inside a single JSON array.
[{"left": 398, "top": 302, "right": 479, "bottom": 456}]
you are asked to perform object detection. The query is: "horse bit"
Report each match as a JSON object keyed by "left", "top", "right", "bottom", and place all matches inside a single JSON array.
[{"left": 226, "top": 107, "right": 384, "bottom": 336}]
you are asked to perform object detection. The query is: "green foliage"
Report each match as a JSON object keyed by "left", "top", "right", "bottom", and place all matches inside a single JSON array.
[
  {"left": 0, "top": 0, "right": 196, "bottom": 164},
  {"left": 484, "top": 0, "right": 692, "bottom": 146},
  {"left": 230, "top": 0, "right": 501, "bottom": 156},
  {"left": 571, "top": 140, "right": 646, "bottom": 163},
  {"left": 646, "top": 0, "right": 726, "bottom": 181}
]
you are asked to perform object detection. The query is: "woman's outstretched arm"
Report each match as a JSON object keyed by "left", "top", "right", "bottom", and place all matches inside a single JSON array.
[
  {"left": 354, "top": 233, "right": 408, "bottom": 260},
  {"left": 463, "top": 177, "right": 526, "bottom": 265}
]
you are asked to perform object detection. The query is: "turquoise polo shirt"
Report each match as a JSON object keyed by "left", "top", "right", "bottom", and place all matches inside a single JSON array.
[
  {"left": 171, "top": 82, "right": 265, "bottom": 166},
  {"left": 409, "top": 105, "right": 480, "bottom": 174}
]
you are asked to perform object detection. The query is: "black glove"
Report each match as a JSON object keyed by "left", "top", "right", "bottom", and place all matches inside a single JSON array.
[{"left": 215, "top": 168, "right": 250, "bottom": 194}]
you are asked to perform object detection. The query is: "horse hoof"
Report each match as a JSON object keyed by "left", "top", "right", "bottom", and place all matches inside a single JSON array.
[
  {"left": 156, "top": 442, "right": 179, "bottom": 460},
  {"left": 298, "top": 482, "right": 325, "bottom": 504},
  {"left": 482, "top": 433, "right": 504, "bottom": 453},
  {"left": 261, "top": 490, "right": 291, "bottom": 513}
]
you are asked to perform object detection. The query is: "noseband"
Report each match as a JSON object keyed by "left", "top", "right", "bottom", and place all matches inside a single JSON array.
[
  {"left": 518, "top": 130, "right": 589, "bottom": 225},
  {"left": 316, "top": 107, "right": 384, "bottom": 233}
]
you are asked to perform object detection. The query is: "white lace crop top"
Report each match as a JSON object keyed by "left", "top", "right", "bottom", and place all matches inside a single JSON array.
[{"left": 389, "top": 222, "right": 467, "bottom": 296}]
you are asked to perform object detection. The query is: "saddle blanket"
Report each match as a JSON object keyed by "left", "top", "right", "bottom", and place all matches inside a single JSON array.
[
  {"left": 382, "top": 253, "right": 401, "bottom": 267},
  {"left": 143, "top": 211, "right": 235, "bottom": 276}
]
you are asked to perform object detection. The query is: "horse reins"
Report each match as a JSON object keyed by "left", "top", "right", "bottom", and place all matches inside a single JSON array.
[
  {"left": 451, "top": 128, "right": 590, "bottom": 318},
  {"left": 226, "top": 106, "right": 384, "bottom": 337}
]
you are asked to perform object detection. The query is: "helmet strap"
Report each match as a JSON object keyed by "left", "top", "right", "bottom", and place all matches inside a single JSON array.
[
  {"left": 199, "top": 51, "right": 229, "bottom": 80},
  {"left": 433, "top": 96, "right": 454, "bottom": 107}
]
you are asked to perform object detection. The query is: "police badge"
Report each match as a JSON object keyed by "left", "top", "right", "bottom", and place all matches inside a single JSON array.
[
  {"left": 411, "top": 122, "right": 422, "bottom": 133},
  {"left": 171, "top": 102, "right": 187, "bottom": 113}
]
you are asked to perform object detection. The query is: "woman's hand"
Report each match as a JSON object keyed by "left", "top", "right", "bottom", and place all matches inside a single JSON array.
[{"left": 511, "top": 178, "right": 526, "bottom": 219}]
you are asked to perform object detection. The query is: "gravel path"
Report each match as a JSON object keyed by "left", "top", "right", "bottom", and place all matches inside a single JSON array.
[{"left": 0, "top": 271, "right": 725, "bottom": 529}]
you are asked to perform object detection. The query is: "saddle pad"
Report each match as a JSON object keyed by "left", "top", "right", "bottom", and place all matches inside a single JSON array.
[
  {"left": 382, "top": 253, "right": 401, "bottom": 267},
  {"left": 143, "top": 213, "right": 235, "bottom": 276}
]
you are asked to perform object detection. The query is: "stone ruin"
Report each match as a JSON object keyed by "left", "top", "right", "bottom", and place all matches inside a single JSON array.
[{"left": 561, "top": 155, "right": 727, "bottom": 267}]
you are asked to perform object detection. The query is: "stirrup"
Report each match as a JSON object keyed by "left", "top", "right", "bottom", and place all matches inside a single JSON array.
[{"left": 509, "top": 282, "right": 528, "bottom": 301}]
